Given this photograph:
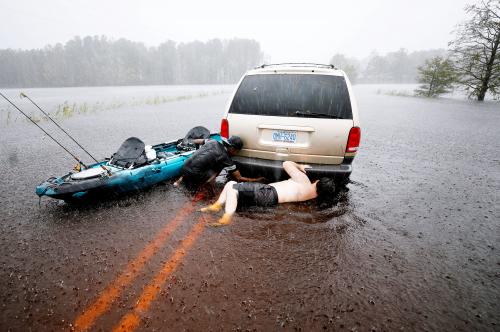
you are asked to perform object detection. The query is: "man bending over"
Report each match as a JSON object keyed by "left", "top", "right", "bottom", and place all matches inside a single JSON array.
[
  {"left": 201, "top": 161, "right": 336, "bottom": 226},
  {"left": 174, "top": 135, "right": 264, "bottom": 191}
]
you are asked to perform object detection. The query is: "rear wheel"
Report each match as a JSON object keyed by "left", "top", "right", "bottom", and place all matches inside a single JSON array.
[{"left": 334, "top": 176, "right": 350, "bottom": 188}]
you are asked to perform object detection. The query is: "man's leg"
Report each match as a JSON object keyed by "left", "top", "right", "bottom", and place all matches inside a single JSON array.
[
  {"left": 223, "top": 183, "right": 238, "bottom": 214},
  {"left": 173, "top": 176, "right": 183, "bottom": 187},
  {"left": 202, "top": 172, "right": 218, "bottom": 196},
  {"left": 200, "top": 181, "right": 236, "bottom": 213},
  {"left": 215, "top": 183, "right": 239, "bottom": 225},
  {"left": 179, "top": 171, "right": 206, "bottom": 192}
]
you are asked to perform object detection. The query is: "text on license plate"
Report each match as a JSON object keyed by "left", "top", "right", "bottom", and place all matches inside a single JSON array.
[{"left": 272, "top": 130, "right": 297, "bottom": 143}]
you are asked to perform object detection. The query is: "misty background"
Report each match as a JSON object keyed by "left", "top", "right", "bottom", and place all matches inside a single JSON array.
[{"left": 0, "top": 0, "right": 477, "bottom": 88}]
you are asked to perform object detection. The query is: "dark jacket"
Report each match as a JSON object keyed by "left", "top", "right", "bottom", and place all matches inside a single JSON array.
[{"left": 181, "top": 139, "right": 237, "bottom": 185}]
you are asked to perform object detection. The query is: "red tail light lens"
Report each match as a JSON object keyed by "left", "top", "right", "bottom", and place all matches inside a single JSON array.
[
  {"left": 346, "top": 127, "right": 361, "bottom": 153},
  {"left": 220, "top": 119, "right": 229, "bottom": 138}
]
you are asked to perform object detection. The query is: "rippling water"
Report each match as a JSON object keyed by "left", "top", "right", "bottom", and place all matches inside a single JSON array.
[{"left": 0, "top": 84, "right": 498, "bottom": 331}]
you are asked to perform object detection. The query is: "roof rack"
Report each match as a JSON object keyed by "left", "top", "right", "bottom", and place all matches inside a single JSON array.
[{"left": 256, "top": 63, "right": 336, "bottom": 69}]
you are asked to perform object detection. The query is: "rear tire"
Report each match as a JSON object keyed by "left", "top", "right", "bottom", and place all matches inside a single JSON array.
[{"left": 334, "top": 176, "right": 350, "bottom": 188}]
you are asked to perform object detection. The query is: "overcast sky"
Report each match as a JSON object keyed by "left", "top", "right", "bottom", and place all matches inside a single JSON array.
[{"left": 0, "top": 0, "right": 478, "bottom": 62}]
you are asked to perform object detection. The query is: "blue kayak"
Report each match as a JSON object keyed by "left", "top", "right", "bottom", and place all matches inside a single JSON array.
[{"left": 36, "top": 131, "right": 221, "bottom": 201}]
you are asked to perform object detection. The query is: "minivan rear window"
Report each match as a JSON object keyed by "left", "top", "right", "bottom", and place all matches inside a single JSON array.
[{"left": 229, "top": 74, "right": 352, "bottom": 119}]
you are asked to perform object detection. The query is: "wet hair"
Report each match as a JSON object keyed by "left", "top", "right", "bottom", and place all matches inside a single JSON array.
[
  {"left": 222, "top": 136, "right": 243, "bottom": 151},
  {"left": 228, "top": 136, "right": 243, "bottom": 150},
  {"left": 316, "top": 177, "right": 336, "bottom": 200}
]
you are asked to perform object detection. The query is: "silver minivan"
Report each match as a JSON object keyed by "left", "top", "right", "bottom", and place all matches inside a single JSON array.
[{"left": 220, "top": 63, "right": 360, "bottom": 184}]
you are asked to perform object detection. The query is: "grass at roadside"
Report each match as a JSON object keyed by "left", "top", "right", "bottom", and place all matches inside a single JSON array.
[
  {"left": 0, "top": 90, "right": 229, "bottom": 126},
  {"left": 376, "top": 89, "right": 414, "bottom": 97}
]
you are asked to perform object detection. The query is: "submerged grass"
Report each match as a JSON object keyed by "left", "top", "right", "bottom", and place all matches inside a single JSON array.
[
  {"left": 0, "top": 90, "right": 228, "bottom": 126},
  {"left": 376, "top": 89, "right": 414, "bottom": 97},
  {"left": 0, "top": 106, "right": 43, "bottom": 125}
]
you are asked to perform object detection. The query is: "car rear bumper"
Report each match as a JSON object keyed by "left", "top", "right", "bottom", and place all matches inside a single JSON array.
[{"left": 232, "top": 156, "right": 353, "bottom": 182}]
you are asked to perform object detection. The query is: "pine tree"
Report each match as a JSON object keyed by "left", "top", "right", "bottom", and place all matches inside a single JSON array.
[{"left": 414, "top": 56, "right": 457, "bottom": 97}]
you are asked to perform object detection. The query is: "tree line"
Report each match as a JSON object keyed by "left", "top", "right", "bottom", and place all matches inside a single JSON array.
[
  {"left": 331, "top": 0, "right": 499, "bottom": 101},
  {"left": 0, "top": 36, "right": 263, "bottom": 88},
  {"left": 1, "top": 38, "right": 450, "bottom": 89},
  {"left": 413, "top": 0, "right": 499, "bottom": 100},
  {"left": 329, "top": 49, "right": 447, "bottom": 84},
  {"left": 1, "top": 1, "right": 497, "bottom": 101}
]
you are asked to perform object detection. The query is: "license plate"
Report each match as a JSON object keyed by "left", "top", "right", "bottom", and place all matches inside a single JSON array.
[{"left": 272, "top": 130, "right": 297, "bottom": 143}]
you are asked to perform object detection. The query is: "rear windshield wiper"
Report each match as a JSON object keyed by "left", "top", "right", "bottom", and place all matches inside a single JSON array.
[{"left": 294, "top": 110, "right": 344, "bottom": 119}]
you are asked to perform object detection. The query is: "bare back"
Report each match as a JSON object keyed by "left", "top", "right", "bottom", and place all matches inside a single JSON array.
[{"left": 269, "top": 161, "right": 318, "bottom": 203}]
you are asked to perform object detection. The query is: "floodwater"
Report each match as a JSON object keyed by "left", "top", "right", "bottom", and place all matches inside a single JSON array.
[{"left": 0, "top": 85, "right": 499, "bottom": 331}]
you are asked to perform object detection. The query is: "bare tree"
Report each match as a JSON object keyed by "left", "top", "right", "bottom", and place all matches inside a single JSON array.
[{"left": 449, "top": 0, "right": 500, "bottom": 101}]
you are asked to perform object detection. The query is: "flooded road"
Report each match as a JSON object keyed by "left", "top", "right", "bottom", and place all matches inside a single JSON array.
[{"left": 0, "top": 85, "right": 499, "bottom": 331}]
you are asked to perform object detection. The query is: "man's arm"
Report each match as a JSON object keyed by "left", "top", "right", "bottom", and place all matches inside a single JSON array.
[
  {"left": 230, "top": 170, "right": 266, "bottom": 183},
  {"left": 221, "top": 152, "right": 265, "bottom": 183},
  {"left": 282, "top": 161, "right": 311, "bottom": 184},
  {"left": 190, "top": 138, "right": 207, "bottom": 145}
]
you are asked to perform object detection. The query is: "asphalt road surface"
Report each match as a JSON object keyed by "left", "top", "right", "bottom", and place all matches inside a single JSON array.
[{"left": 0, "top": 86, "right": 499, "bottom": 331}]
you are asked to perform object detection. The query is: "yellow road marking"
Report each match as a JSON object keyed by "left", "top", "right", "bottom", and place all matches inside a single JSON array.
[
  {"left": 74, "top": 193, "right": 204, "bottom": 331},
  {"left": 112, "top": 216, "right": 207, "bottom": 332}
]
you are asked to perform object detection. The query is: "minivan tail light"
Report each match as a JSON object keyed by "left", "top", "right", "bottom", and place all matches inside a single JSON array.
[
  {"left": 346, "top": 127, "right": 361, "bottom": 153},
  {"left": 220, "top": 119, "right": 229, "bottom": 138}
]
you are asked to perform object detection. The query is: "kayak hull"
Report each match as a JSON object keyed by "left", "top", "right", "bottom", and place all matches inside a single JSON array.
[{"left": 36, "top": 134, "right": 221, "bottom": 201}]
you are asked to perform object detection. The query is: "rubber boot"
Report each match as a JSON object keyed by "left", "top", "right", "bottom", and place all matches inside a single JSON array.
[
  {"left": 209, "top": 213, "right": 233, "bottom": 227},
  {"left": 200, "top": 202, "right": 223, "bottom": 213}
]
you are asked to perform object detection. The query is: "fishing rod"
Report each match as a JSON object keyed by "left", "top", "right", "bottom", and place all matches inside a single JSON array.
[
  {"left": 20, "top": 92, "right": 100, "bottom": 163},
  {"left": 0, "top": 92, "right": 88, "bottom": 169},
  {"left": 19, "top": 92, "right": 112, "bottom": 176}
]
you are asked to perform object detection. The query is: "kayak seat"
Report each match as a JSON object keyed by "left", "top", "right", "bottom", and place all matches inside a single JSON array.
[
  {"left": 177, "top": 126, "right": 211, "bottom": 151},
  {"left": 109, "top": 137, "right": 148, "bottom": 168}
]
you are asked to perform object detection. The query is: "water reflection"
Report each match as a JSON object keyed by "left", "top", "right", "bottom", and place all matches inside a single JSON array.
[
  {"left": 36, "top": 182, "right": 192, "bottom": 224},
  {"left": 236, "top": 184, "right": 353, "bottom": 225}
]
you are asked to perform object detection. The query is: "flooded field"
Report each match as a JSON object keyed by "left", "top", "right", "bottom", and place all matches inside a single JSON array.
[
  {"left": 0, "top": 85, "right": 233, "bottom": 127},
  {"left": 0, "top": 84, "right": 499, "bottom": 331}
]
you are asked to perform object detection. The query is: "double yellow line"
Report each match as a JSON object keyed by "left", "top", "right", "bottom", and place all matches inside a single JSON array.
[{"left": 74, "top": 194, "right": 209, "bottom": 331}]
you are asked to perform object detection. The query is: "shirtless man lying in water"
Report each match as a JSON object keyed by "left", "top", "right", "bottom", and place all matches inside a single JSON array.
[{"left": 201, "top": 161, "right": 336, "bottom": 226}]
